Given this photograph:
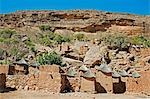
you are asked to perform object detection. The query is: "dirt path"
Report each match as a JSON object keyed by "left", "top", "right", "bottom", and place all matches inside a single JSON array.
[{"left": 0, "top": 91, "right": 149, "bottom": 99}]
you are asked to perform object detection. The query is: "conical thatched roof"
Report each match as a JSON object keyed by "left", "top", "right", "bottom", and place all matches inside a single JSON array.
[
  {"left": 79, "top": 65, "right": 89, "bottom": 71},
  {"left": 82, "top": 70, "right": 95, "bottom": 78},
  {"left": 15, "top": 58, "right": 28, "bottom": 66},
  {"left": 30, "top": 61, "right": 40, "bottom": 67},
  {"left": 67, "top": 68, "right": 77, "bottom": 77},
  {"left": 132, "top": 71, "right": 141, "bottom": 78},
  {"left": 112, "top": 70, "right": 121, "bottom": 78},
  {"left": 98, "top": 63, "right": 112, "bottom": 73},
  {"left": 119, "top": 70, "right": 128, "bottom": 77}
]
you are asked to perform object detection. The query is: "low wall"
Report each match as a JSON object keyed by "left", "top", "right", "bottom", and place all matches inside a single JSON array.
[
  {"left": 127, "top": 70, "right": 150, "bottom": 95},
  {"left": 0, "top": 65, "right": 9, "bottom": 74}
]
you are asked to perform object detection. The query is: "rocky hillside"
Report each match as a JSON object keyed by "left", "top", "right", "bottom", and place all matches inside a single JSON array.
[{"left": 0, "top": 10, "right": 150, "bottom": 36}]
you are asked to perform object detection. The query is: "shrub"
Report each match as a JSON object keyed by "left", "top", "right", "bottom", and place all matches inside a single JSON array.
[
  {"left": 100, "top": 34, "right": 129, "bottom": 50},
  {"left": 37, "top": 32, "right": 72, "bottom": 46},
  {"left": 74, "top": 33, "right": 86, "bottom": 41},
  {"left": 25, "top": 38, "right": 35, "bottom": 47},
  {"left": 39, "top": 25, "right": 50, "bottom": 31},
  {"left": 38, "top": 35, "right": 53, "bottom": 47},
  {"left": 130, "top": 36, "right": 150, "bottom": 47},
  {"left": 0, "top": 29, "right": 16, "bottom": 39},
  {"left": 37, "top": 51, "right": 62, "bottom": 65}
]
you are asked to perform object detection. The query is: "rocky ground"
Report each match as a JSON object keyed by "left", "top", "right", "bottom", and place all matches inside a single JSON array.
[{"left": 0, "top": 91, "right": 150, "bottom": 99}]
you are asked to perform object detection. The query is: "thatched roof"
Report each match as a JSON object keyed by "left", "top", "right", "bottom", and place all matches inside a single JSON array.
[
  {"left": 132, "top": 71, "right": 141, "bottom": 78},
  {"left": 112, "top": 70, "right": 121, "bottom": 78},
  {"left": 79, "top": 65, "right": 89, "bottom": 71},
  {"left": 118, "top": 70, "right": 128, "bottom": 77},
  {"left": 14, "top": 58, "right": 28, "bottom": 66},
  {"left": 30, "top": 61, "right": 40, "bottom": 67},
  {"left": 67, "top": 68, "right": 77, "bottom": 77},
  {"left": 82, "top": 70, "right": 95, "bottom": 78},
  {"left": 96, "top": 63, "right": 112, "bottom": 73}
]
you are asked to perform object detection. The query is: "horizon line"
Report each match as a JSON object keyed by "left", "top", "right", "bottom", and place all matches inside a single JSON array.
[{"left": 0, "top": 9, "right": 149, "bottom": 16}]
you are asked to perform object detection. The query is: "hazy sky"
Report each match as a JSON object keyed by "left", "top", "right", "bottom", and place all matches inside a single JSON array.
[{"left": 0, "top": 0, "right": 149, "bottom": 15}]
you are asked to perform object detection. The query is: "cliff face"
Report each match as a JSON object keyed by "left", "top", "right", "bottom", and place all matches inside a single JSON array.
[{"left": 0, "top": 10, "right": 150, "bottom": 36}]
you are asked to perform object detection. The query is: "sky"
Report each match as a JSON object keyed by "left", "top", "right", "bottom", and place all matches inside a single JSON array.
[{"left": 0, "top": 0, "right": 150, "bottom": 15}]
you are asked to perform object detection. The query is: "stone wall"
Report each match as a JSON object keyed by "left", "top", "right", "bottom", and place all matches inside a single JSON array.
[
  {"left": 0, "top": 65, "right": 9, "bottom": 74},
  {"left": 4, "top": 64, "right": 150, "bottom": 95},
  {"left": 127, "top": 70, "right": 150, "bottom": 95}
]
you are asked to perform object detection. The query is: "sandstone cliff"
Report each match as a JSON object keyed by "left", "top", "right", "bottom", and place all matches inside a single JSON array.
[{"left": 0, "top": 10, "right": 150, "bottom": 36}]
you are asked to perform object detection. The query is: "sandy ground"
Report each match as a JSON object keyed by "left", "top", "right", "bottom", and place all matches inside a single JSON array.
[{"left": 0, "top": 91, "right": 150, "bottom": 99}]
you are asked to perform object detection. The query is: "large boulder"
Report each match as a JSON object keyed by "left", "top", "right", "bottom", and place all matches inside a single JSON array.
[
  {"left": 83, "top": 46, "right": 108, "bottom": 66},
  {"left": 54, "top": 29, "right": 74, "bottom": 35}
]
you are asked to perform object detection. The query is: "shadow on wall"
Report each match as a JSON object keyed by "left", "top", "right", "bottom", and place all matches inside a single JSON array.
[
  {"left": 113, "top": 78, "right": 126, "bottom": 94},
  {"left": 60, "top": 75, "right": 75, "bottom": 93},
  {"left": 0, "top": 87, "right": 17, "bottom": 93},
  {"left": 8, "top": 65, "right": 15, "bottom": 75},
  {"left": 0, "top": 73, "right": 16, "bottom": 93},
  {"left": 95, "top": 81, "right": 107, "bottom": 93}
]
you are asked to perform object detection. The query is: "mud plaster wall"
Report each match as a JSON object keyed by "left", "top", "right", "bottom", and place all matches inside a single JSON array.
[
  {"left": 127, "top": 70, "right": 150, "bottom": 94},
  {"left": 95, "top": 71, "right": 113, "bottom": 93}
]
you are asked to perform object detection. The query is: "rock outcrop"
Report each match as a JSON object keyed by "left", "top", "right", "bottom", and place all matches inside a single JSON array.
[{"left": 0, "top": 10, "right": 149, "bottom": 36}]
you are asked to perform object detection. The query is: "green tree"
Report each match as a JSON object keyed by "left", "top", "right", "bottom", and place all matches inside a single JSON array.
[{"left": 37, "top": 51, "right": 62, "bottom": 65}]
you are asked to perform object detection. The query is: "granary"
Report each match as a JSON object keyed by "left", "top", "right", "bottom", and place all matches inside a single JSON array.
[
  {"left": 95, "top": 64, "right": 113, "bottom": 93},
  {"left": 112, "top": 70, "right": 121, "bottom": 78},
  {"left": 13, "top": 58, "right": 29, "bottom": 75},
  {"left": 131, "top": 71, "right": 141, "bottom": 78},
  {"left": 30, "top": 61, "right": 40, "bottom": 69},
  {"left": 95, "top": 63, "right": 112, "bottom": 74},
  {"left": 61, "top": 68, "right": 80, "bottom": 92},
  {"left": 80, "top": 69, "right": 96, "bottom": 93},
  {"left": 118, "top": 70, "right": 129, "bottom": 77},
  {"left": 67, "top": 67, "right": 77, "bottom": 77}
]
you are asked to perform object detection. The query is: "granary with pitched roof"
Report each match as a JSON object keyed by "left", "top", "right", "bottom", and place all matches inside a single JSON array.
[{"left": 13, "top": 58, "right": 29, "bottom": 75}]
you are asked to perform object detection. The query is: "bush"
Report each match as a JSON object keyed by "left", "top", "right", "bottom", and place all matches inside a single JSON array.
[
  {"left": 100, "top": 34, "right": 129, "bottom": 50},
  {"left": 74, "top": 33, "right": 86, "bottom": 41},
  {"left": 54, "top": 34, "right": 72, "bottom": 44},
  {"left": 39, "top": 25, "right": 50, "bottom": 31},
  {"left": 37, "top": 32, "right": 72, "bottom": 46},
  {"left": 130, "top": 36, "right": 150, "bottom": 47},
  {"left": 0, "top": 29, "right": 16, "bottom": 39},
  {"left": 37, "top": 51, "right": 62, "bottom": 65},
  {"left": 40, "top": 36, "right": 53, "bottom": 47}
]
